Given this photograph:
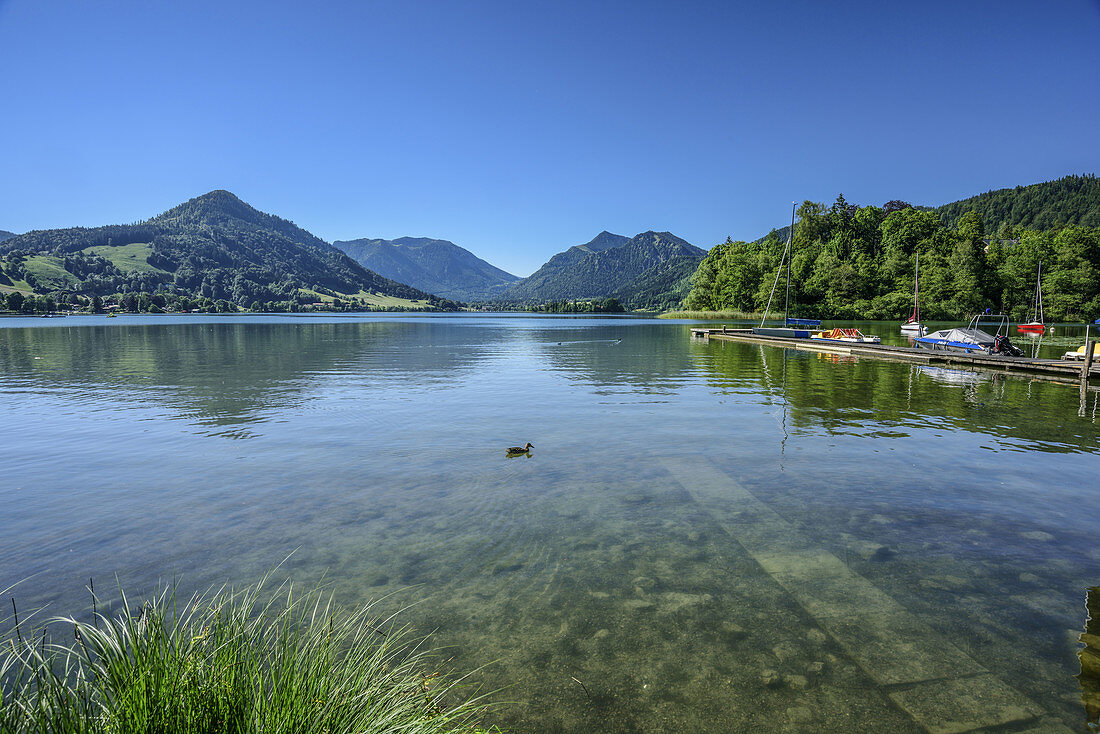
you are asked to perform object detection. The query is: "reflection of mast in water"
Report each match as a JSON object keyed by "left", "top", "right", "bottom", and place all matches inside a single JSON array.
[
  {"left": 756, "top": 344, "right": 789, "bottom": 468},
  {"left": 1079, "top": 585, "right": 1100, "bottom": 729},
  {"left": 780, "top": 348, "right": 789, "bottom": 464}
]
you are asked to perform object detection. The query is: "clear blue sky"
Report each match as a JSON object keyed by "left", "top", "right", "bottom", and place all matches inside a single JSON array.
[{"left": 2, "top": 0, "right": 1098, "bottom": 276}]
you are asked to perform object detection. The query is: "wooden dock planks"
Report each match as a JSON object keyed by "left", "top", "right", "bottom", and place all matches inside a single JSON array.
[{"left": 690, "top": 328, "right": 1100, "bottom": 384}]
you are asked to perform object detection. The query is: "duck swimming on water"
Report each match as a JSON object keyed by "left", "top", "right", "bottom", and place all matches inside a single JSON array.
[{"left": 506, "top": 442, "right": 534, "bottom": 456}]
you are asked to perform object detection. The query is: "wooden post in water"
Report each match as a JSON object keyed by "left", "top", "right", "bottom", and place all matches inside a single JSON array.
[
  {"left": 1083, "top": 324, "right": 1095, "bottom": 384},
  {"left": 1081, "top": 324, "right": 1095, "bottom": 415}
]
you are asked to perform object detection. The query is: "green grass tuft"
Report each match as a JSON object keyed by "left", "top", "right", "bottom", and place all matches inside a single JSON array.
[{"left": 1, "top": 574, "right": 499, "bottom": 733}]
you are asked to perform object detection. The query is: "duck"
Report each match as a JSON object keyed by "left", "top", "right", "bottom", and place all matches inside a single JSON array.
[{"left": 506, "top": 442, "right": 534, "bottom": 456}]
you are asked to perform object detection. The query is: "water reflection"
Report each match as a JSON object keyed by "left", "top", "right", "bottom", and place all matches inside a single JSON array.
[
  {"left": 538, "top": 324, "right": 697, "bottom": 394},
  {"left": 690, "top": 337, "right": 1100, "bottom": 452},
  {"left": 0, "top": 321, "right": 513, "bottom": 435}
]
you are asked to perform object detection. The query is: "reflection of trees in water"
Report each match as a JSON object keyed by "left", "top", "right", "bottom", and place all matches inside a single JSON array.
[
  {"left": 1081, "top": 586, "right": 1100, "bottom": 728},
  {"left": 0, "top": 321, "right": 502, "bottom": 430},
  {"left": 535, "top": 325, "right": 696, "bottom": 393},
  {"left": 689, "top": 339, "right": 1100, "bottom": 452}
]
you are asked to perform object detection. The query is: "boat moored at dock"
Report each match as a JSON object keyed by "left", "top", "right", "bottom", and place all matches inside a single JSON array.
[
  {"left": 913, "top": 313, "right": 1024, "bottom": 356},
  {"left": 811, "top": 327, "right": 881, "bottom": 344},
  {"left": 1017, "top": 261, "right": 1047, "bottom": 335},
  {"left": 901, "top": 252, "right": 926, "bottom": 336},
  {"left": 752, "top": 318, "right": 822, "bottom": 339}
]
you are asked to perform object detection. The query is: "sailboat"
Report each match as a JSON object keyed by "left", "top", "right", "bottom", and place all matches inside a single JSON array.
[
  {"left": 752, "top": 203, "right": 821, "bottom": 338},
  {"left": 900, "top": 252, "right": 925, "bottom": 335},
  {"left": 1017, "top": 261, "right": 1046, "bottom": 335}
]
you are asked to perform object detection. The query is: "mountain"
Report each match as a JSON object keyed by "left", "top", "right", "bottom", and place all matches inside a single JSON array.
[
  {"left": 934, "top": 173, "right": 1099, "bottom": 232},
  {"left": 506, "top": 231, "right": 629, "bottom": 298},
  {"left": 332, "top": 236, "right": 519, "bottom": 301},
  {"left": 0, "top": 230, "right": 15, "bottom": 243},
  {"left": 612, "top": 255, "right": 702, "bottom": 311},
  {"left": 497, "top": 230, "right": 705, "bottom": 308},
  {"left": 751, "top": 175, "right": 1098, "bottom": 243},
  {"left": 0, "top": 191, "right": 450, "bottom": 309}
]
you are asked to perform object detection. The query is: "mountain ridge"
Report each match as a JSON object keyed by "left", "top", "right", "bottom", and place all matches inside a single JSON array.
[
  {"left": 750, "top": 174, "right": 1098, "bottom": 243},
  {"left": 333, "top": 236, "right": 518, "bottom": 301},
  {"left": 495, "top": 230, "right": 705, "bottom": 308},
  {"left": 0, "top": 190, "right": 450, "bottom": 309}
]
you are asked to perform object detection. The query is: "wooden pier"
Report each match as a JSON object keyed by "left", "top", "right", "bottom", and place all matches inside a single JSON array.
[{"left": 690, "top": 327, "right": 1100, "bottom": 384}]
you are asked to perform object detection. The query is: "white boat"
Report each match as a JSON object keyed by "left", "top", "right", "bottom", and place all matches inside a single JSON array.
[
  {"left": 914, "top": 313, "right": 1023, "bottom": 356},
  {"left": 900, "top": 253, "right": 926, "bottom": 335}
]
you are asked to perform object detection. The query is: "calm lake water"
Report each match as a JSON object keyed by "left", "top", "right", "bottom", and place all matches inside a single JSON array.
[{"left": 2, "top": 313, "right": 1098, "bottom": 732}]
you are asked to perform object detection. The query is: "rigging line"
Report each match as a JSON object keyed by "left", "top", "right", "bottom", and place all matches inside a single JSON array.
[{"left": 759, "top": 202, "right": 797, "bottom": 327}]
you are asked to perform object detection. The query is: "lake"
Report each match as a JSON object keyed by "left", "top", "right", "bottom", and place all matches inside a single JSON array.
[{"left": 1, "top": 313, "right": 1098, "bottom": 732}]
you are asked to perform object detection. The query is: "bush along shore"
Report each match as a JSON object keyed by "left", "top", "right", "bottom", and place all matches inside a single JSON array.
[{"left": 0, "top": 575, "right": 502, "bottom": 734}]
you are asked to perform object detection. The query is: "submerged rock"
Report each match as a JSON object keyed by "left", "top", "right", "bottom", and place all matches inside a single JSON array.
[
  {"left": 783, "top": 673, "right": 808, "bottom": 690},
  {"left": 719, "top": 621, "right": 747, "bottom": 642},
  {"left": 1022, "top": 530, "right": 1054, "bottom": 542},
  {"left": 870, "top": 545, "right": 898, "bottom": 562}
]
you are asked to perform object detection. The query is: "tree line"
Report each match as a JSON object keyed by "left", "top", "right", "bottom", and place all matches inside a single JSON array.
[{"left": 684, "top": 196, "right": 1100, "bottom": 322}]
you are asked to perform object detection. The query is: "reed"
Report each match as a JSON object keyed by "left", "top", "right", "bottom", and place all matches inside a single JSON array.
[
  {"left": 659, "top": 309, "right": 762, "bottom": 320},
  {"left": 1, "top": 575, "right": 498, "bottom": 734}
]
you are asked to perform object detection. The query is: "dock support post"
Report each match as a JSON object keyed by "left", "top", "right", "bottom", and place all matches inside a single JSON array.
[{"left": 1081, "top": 325, "right": 1094, "bottom": 415}]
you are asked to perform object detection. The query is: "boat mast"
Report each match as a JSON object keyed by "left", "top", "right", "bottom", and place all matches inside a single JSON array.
[
  {"left": 759, "top": 202, "right": 796, "bottom": 327},
  {"left": 914, "top": 252, "right": 920, "bottom": 323},
  {"left": 783, "top": 202, "right": 795, "bottom": 325},
  {"left": 1035, "top": 260, "right": 1044, "bottom": 324}
]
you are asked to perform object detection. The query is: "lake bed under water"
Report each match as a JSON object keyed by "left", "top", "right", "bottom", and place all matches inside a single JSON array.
[{"left": 1, "top": 313, "right": 1098, "bottom": 732}]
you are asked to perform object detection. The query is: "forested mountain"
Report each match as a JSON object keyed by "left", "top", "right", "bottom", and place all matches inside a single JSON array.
[
  {"left": 496, "top": 231, "right": 705, "bottom": 308},
  {"left": 935, "top": 174, "right": 1099, "bottom": 232},
  {"left": 750, "top": 176, "right": 1097, "bottom": 250},
  {"left": 332, "top": 236, "right": 519, "bottom": 301},
  {"left": 611, "top": 255, "right": 701, "bottom": 311},
  {"left": 0, "top": 191, "right": 454, "bottom": 311},
  {"left": 0, "top": 230, "right": 15, "bottom": 243},
  {"left": 685, "top": 194, "right": 1100, "bottom": 321},
  {"left": 500, "top": 231, "right": 629, "bottom": 301}
]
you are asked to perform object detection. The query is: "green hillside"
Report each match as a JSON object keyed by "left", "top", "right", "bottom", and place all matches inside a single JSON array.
[
  {"left": 935, "top": 174, "right": 1099, "bottom": 232},
  {"left": 685, "top": 193, "right": 1100, "bottom": 322},
  {"left": 83, "top": 242, "right": 164, "bottom": 274},
  {"left": 613, "top": 255, "right": 701, "bottom": 311},
  {"left": 0, "top": 191, "right": 456, "bottom": 312}
]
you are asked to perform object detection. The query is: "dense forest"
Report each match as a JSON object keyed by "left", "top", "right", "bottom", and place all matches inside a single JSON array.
[
  {"left": 935, "top": 174, "right": 1099, "bottom": 232},
  {"left": 0, "top": 191, "right": 458, "bottom": 312},
  {"left": 684, "top": 195, "right": 1100, "bottom": 321}
]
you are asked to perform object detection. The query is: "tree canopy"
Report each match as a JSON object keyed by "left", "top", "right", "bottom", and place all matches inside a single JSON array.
[{"left": 684, "top": 196, "right": 1100, "bottom": 321}]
